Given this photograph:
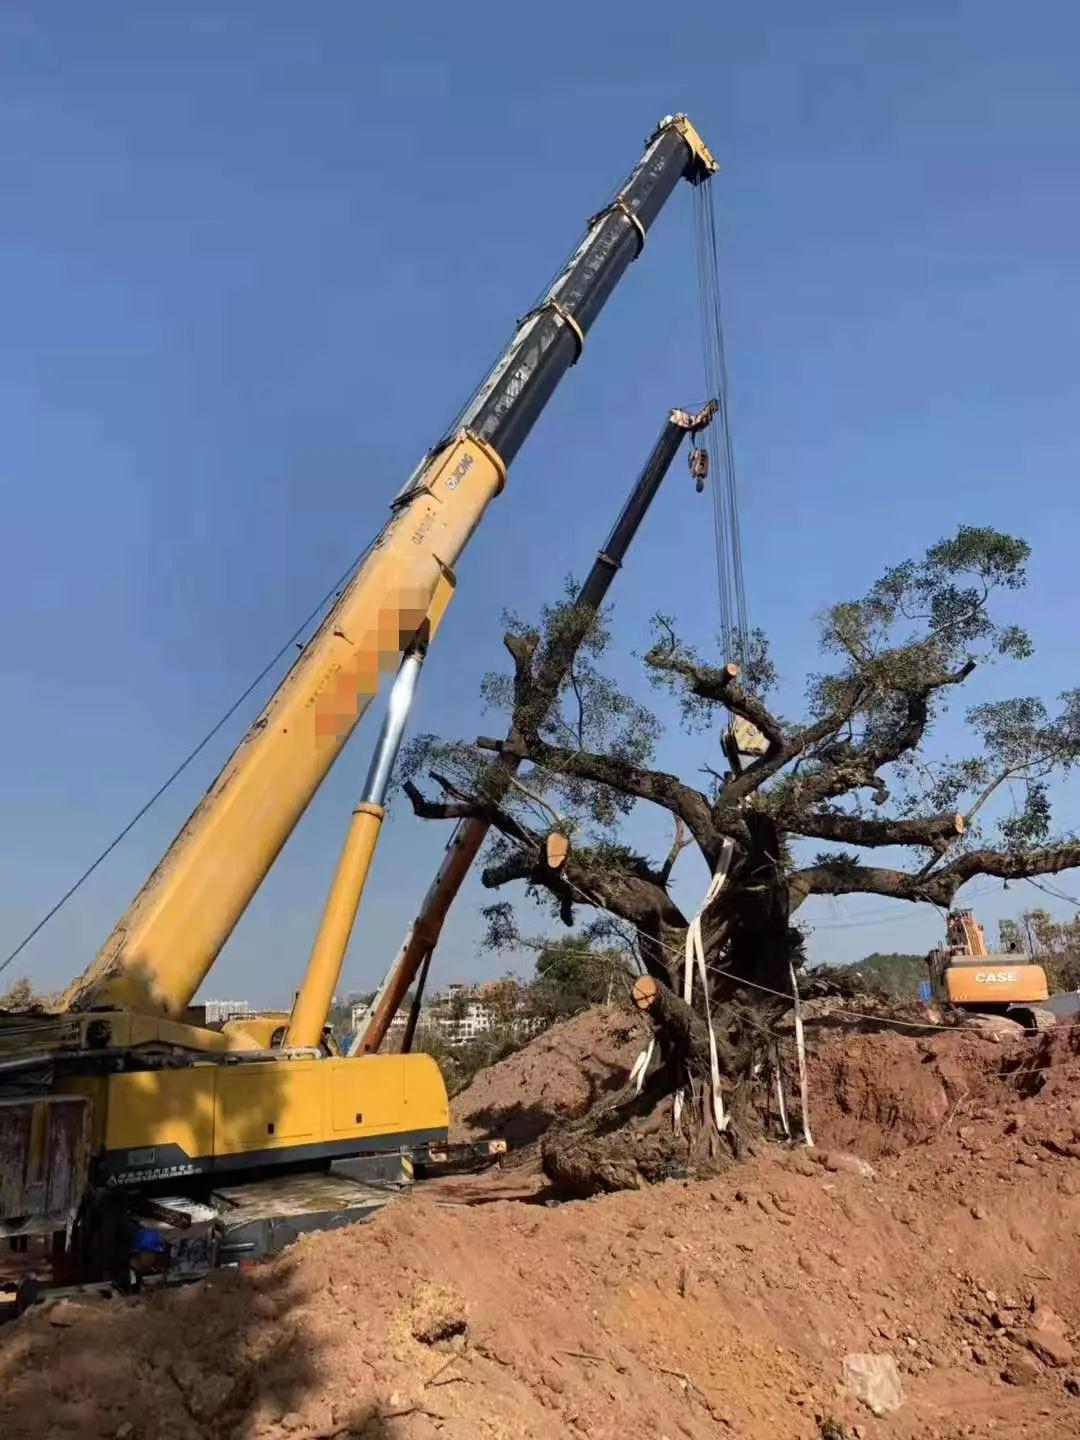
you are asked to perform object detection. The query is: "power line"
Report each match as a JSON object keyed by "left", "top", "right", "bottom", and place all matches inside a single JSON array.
[
  {"left": 0, "top": 543, "right": 373, "bottom": 979},
  {"left": 1024, "top": 875, "right": 1080, "bottom": 910}
]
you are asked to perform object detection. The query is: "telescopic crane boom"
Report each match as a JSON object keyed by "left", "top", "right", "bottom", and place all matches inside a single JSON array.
[
  {"left": 2, "top": 114, "right": 719, "bottom": 1280},
  {"left": 61, "top": 114, "right": 717, "bottom": 1031}
]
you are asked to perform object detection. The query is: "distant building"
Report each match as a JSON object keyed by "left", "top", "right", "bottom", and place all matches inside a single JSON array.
[
  {"left": 202, "top": 999, "right": 252, "bottom": 1025},
  {"left": 349, "top": 979, "right": 541, "bottom": 1051},
  {"left": 436, "top": 999, "right": 494, "bottom": 1046}
]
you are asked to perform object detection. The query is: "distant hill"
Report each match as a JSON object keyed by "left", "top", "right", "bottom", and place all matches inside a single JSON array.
[{"left": 810, "top": 951, "right": 926, "bottom": 1000}]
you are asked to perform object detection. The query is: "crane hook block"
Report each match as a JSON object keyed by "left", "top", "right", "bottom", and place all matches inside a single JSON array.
[{"left": 689, "top": 447, "right": 709, "bottom": 493}]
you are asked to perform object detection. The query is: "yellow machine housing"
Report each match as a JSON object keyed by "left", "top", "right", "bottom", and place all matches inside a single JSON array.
[
  {"left": 64, "top": 1052, "right": 448, "bottom": 1187},
  {"left": 943, "top": 962, "right": 1049, "bottom": 1007}
]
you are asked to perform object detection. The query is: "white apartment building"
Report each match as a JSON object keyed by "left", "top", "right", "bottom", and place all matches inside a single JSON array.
[{"left": 202, "top": 999, "right": 251, "bottom": 1025}]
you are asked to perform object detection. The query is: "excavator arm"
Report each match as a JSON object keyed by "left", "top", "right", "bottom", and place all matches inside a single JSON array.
[{"left": 61, "top": 115, "right": 717, "bottom": 1023}]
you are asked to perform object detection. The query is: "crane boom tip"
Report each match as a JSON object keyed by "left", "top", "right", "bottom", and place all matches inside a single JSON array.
[{"left": 650, "top": 113, "right": 718, "bottom": 183}]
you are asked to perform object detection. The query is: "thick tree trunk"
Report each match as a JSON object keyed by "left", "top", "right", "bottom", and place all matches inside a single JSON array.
[
  {"left": 541, "top": 828, "right": 797, "bottom": 1198},
  {"left": 544, "top": 864, "right": 789, "bottom": 1203}
]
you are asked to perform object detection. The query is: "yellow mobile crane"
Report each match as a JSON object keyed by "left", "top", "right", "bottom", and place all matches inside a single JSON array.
[{"left": 0, "top": 114, "right": 716, "bottom": 1290}]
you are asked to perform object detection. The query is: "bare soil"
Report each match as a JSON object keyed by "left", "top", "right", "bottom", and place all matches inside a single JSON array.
[
  {"left": 4, "top": 1015, "right": 1080, "bottom": 1440},
  {"left": 449, "top": 1005, "right": 649, "bottom": 1149}
]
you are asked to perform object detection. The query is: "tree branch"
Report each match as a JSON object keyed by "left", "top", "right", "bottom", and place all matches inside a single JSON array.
[
  {"left": 788, "top": 861, "right": 936, "bottom": 910},
  {"left": 476, "top": 734, "right": 721, "bottom": 860},
  {"left": 504, "top": 631, "right": 540, "bottom": 722},
  {"left": 790, "top": 839, "right": 1080, "bottom": 913},
  {"left": 658, "top": 817, "right": 693, "bottom": 885},
  {"left": 719, "top": 692, "right": 871, "bottom": 807},
  {"left": 479, "top": 834, "right": 689, "bottom": 985},
  {"left": 790, "top": 808, "right": 965, "bottom": 850},
  {"left": 645, "top": 651, "right": 786, "bottom": 748},
  {"left": 863, "top": 659, "right": 977, "bottom": 770},
  {"left": 748, "top": 659, "right": 978, "bottom": 818},
  {"left": 403, "top": 777, "right": 545, "bottom": 855},
  {"left": 932, "top": 842, "right": 1080, "bottom": 893},
  {"left": 403, "top": 779, "right": 480, "bottom": 823}
]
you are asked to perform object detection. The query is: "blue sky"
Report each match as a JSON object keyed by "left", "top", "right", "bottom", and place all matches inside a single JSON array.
[{"left": 2, "top": 3, "right": 1078, "bottom": 1005}]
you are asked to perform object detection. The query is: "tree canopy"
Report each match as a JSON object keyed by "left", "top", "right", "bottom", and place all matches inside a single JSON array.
[
  {"left": 398, "top": 525, "right": 1080, "bottom": 1188},
  {"left": 403, "top": 525, "right": 1080, "bottom": 992}
]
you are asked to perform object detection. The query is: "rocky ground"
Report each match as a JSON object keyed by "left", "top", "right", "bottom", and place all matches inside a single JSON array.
[{"left": 3, "top": 1011, "right": 1080, "bottom": 1439}]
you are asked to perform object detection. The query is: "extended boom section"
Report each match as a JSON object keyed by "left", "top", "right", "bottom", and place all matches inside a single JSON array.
[{"left": 63, "top": 115, "right": 716, "bottom": 1023}]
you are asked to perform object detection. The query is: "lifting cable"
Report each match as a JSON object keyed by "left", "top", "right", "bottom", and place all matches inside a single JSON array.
[{"left": 693, "top": 178, "right": 749, "bottom": 668}]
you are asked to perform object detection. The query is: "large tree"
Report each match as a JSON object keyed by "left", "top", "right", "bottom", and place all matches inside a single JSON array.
[{"left": 403, "top": 527, "right": 1080, "bottom": 1192}]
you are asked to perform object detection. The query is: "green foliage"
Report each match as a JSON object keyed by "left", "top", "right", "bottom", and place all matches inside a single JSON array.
[
  {"left": 401, "top": 588, "right": 661, "bottom": 837},
  {"left": 644, "top": 615, "right": 777, "bottom": 733},
  {"left": 811, "top": 850, "right": 862, "bottom": 876},
  {"left": 481, "top": 901, "right": 635, "bottom": 972},
  {"left": 999, "top": 781, "right": 1052, "bottom": 850},
  {"left": 903, "top": 689, "right": 1080, "bottom": 848},
  {"left": 811, "top": 952, "right": 928, "bottom": 1001},
  {"left": 812, "top": 526, "right": 1033, "bottom": 730},
  {"left": 0, "top": 976, "right": 37, "bottom": 1011},
  {"left": 411, "top": 933, "right": 634, "bottom": 1095},
  {"left": 826, "top": 524, "right": 1031, "bottom": 664},
  {"left": 996, "top": 907, "right": 1080, "bottom": 992},
  {"left": 326, "top": 991, "right": 382, "bottom": 1038},
  {"left": 998, "top": 918, "right": 1024, "bottom": 953},
  {"left": 412, "top": 1023, "right": 529, "bottom": 1099},
  {"left": 531, "top": 935, "right": 634, "bottom": 1020}
]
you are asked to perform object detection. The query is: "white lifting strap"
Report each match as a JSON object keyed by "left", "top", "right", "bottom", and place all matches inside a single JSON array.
[
  {"left": 773, "top": 1043, "right": 791, "bottom": 1140},
  {"left": 630, "top": 1038, "right": 655, "bottom": 1095},
  {"left": 677, "top": 837, "right": 735, "bottom": 1135},
  {"left": 789, "top": 959, "right": 814, "bottom": 1147}
]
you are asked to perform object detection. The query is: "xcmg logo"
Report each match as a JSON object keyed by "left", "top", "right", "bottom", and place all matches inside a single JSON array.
[{"left": 443, "top": 452, "right": 474, "bottom": 491}]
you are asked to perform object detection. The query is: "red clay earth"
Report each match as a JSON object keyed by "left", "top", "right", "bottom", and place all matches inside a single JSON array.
[
  {"left": 3, "top": 1013, "right": 1080, "bottom": 1440},
  {"left": 449, "top": 1006, "right": 650, "bottom": 1148}
]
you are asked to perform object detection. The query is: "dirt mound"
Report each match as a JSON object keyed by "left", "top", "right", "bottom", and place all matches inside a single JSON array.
[
  {"left": 806, "top": 1025, "right": 1012, "bottom": 1158},
  {"left": 450, "top": 1005, "right": 647, "bottom": 1147},
  {"left": 6, "top": 1023, "right": 1080, "bottom": 1439},
  {"left": 449, "top": 1002, "right": 1030, "bottom": 1164},
  {"left": 6, "top": 1092, "right": 1080, "bottom": 1438}
]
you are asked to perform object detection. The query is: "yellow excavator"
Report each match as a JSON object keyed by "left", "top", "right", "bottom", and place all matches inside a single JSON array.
[
  {"left": 0, "top": 114, "right": 717, "bottom": 1297},
  {"left": 926, "top": 909, "right": 1053, "bottom": 1030}
]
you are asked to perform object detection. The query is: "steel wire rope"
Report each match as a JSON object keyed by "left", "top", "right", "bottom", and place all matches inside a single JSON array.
[
  {"left": 0, "top": 541, "right": 377, "bottom": 979},
  {"left": 693, "top": 180, "right": 748, "bottom": 667}
]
